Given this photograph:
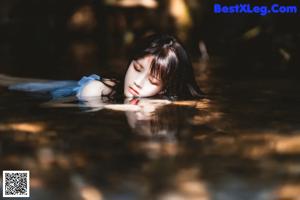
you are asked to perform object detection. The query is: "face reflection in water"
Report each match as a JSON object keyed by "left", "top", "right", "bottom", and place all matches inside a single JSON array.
[
  {"left": 124, "top": 98, "right": 175, "bottom": 138},
  {"left": 124, "top": 55, "right": 163, "bottom": 98}
]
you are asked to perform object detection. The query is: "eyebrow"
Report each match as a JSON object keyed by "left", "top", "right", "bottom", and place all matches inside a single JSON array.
[{"left": 134, "top": 60, "right": 144, "bottom": 69}]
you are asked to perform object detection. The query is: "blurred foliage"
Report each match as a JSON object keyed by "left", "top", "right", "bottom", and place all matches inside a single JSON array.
[{"left": 0, "top": 0, "right": 299, "bottom": 78}]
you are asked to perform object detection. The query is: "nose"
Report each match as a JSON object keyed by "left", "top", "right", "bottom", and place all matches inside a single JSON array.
[
  {"left": 134, "top": 74, "right": 147, "bottom": 89},
  {"left": 134, "top": 82, "right": 142, "bottom": 89}
]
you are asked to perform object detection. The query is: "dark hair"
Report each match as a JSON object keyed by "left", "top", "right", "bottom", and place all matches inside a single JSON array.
[
  {"left": 129, "top": 34, "right": 204, "bottom": 100},
  {"left": 110, "top": 34, "right": 204, "bottom": 100}
]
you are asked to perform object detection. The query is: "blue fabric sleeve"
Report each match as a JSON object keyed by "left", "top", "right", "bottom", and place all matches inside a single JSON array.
[
  {"left": 9, "top": 74, "right": 102, "bottom": 99},
  {"left": 52, "top": 74, "right": 101, "bottom": 99}
]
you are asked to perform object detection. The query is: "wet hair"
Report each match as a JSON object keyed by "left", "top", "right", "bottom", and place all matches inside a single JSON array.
[
  {"left": 111, "top": 34, "right": 204, "bottom": 100},
  {"left": 129, "top": 34, "right": 204, "bottom": 100}
]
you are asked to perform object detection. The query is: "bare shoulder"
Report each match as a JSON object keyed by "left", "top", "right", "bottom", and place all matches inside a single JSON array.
[{"left": 101, "top": 78, "right": 118, "bottom": 88}]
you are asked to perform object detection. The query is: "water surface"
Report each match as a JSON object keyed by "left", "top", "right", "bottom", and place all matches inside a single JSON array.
[{"left": 1, "top": 75, "right": 300, "bottom": 200}]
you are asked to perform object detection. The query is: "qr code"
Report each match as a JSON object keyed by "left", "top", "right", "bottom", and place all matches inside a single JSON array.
[{"left": 2, "top": 170, "right": 30, "bottom": 197}]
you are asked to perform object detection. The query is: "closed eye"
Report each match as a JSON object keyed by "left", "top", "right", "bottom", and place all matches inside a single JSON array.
[
  {"left": 149, "top": 76, "right": 161, "bottom": 86},
  {"left": 133, "top": 61, "right": 143, "bottom": 72}
]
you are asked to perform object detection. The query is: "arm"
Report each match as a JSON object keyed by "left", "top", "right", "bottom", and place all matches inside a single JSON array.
[{"left": 76, "top": 79, "right": 116, "bottom": 98}]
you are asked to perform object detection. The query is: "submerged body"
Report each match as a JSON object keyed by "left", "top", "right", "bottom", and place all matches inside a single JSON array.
[
  {"left": 8, "top": 74, "right": 114, "bottom": 99},
  {"left": 8, "top": 34, "right": 204, "bottom": 100}
]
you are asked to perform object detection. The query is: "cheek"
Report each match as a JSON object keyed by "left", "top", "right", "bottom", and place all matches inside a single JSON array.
[
  {"left": 140, "top": 82, "right": 162, "bottom": 97},
  {"left": 124, "top": 67, "right": 135, "bottom": 86}
]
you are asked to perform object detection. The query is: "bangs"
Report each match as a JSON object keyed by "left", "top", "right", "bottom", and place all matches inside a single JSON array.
[{"left": 149, "top": 49, "right": 178, "bottom": 84}]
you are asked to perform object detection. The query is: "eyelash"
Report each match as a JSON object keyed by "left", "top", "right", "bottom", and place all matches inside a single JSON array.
[
  {"left": 133, "top": 62, "right": 160, "bottom": 86},
  {"left": 133, "top": 63, "right": 142, "bottom": 72},
  {"left": 149, "top": 77, "right": 160, "bottom": 86}
]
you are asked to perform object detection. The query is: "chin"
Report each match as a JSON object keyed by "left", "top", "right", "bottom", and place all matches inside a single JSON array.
[{"left": 125, "top": 89, "right": 141, "bottom": 98}]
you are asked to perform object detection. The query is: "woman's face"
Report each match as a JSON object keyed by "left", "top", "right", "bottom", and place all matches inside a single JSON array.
[{"left": 124, "top": 55, "right": 163, "bottom": 98}]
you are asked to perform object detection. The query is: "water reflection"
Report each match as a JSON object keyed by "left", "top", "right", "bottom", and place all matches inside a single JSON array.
[
  {"left": 71, "top": 174, "right": 103, "bottom": 200},
  {"left": 124, "top": 98, "right": 172, "bottom": 137},
  {"left": 158, "top": 168, "right": 210, "bottom": 200},
  {"left": 0, "top": 122, "right": 46, "bottom": 133},
  {"left": 68, "top": 5, "right": 97, "bottom": 32},
  {"left": 2, "top": 78, "right": 300, "bottom": 199}
]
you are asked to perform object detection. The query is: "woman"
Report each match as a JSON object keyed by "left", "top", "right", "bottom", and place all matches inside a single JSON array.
[{"left": 10, "top": 34, "right": 204, "bottom": 100}]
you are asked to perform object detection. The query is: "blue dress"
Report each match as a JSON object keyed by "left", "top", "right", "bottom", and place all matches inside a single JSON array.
[{"left": 9, "top": 74, "right": 101, "bottom": 99}]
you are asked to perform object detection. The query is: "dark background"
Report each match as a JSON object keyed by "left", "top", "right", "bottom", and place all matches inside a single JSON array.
[
  {"left": 1, "top": 1, "right": 300, "bottom": 199},
  {"left": 0, "top": 0, "right": 299, "bottom": 80}
]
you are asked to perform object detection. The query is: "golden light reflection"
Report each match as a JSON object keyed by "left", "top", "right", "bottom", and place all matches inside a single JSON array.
[
  {"left": 193, "top": 134, "right": 208, "bottom": 141},
  {"left": 160, "top": 168, "right": 210, "bottom": 200},
  {"left": 131, "top": 141, "right": 179, "bottom": 158},
  {"left": 242, "top": 26, "right": 261, "bottom": 40},
  {"left": 36, "top": 148, "right": 87, "bottom": 170},
  {"left": 55, "top": 154, "right": 71, "bottom": 169},
  {"left": 240, "top": 132, "right": 300, "bottom": 155},
  {"left": 275, "top": 135, "right": 300, "bottom": 154},
  {"left": 205, "top": 131, "right": 300, "bottom": 159},
  {"left": 169, "top": 0, "right": 192, "bottom": 41},
  {"left": 274, "top": 183, "right": 300, "bottom": 200},
  {"left": 43, "top": 97, "right": 171, "bottom": 113},
  {"left": 279, "top": 48, "right": 291, "bottom": 61},
  {"left": 69, "top": 5, "right": 97, "bottom": 31},
  {"left": 190, "top": 112, "right": 222, "bottom": 125},
  {"left": 243, "top": 144, "right": 274, "bottom": 158},
  {"left": 80, "top": 186, "right": 103, "bottom": 200},
  {"left": 104, "top": 104, "right": 141, "bottom": 111},
  {"left": 30, "top": 177, "right": 44, "bottom": 188},
  {"left": 37, "top": 147, "right": 55, "bottom": 169},
  {"left": 106, "top": 0, "right": 158, "bottom": 9},
  {"left": 172, "top": 99, "right": 210, "bottom": 110},
  {"left": 0, "top": 122, "right": 46, "bottom": 133}
]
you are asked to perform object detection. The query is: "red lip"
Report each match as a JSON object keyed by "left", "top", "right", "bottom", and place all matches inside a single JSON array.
[
  {"left": 129, "top": 98, "right": 140, "bottom": 105},
  {"left": 129, "top": 86, "right": 139, "bottom": 96}
]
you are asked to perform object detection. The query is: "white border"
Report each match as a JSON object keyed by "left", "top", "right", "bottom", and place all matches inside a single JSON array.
[{"left": 3, "top": 170, "right": 30, "bottom": 198}]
